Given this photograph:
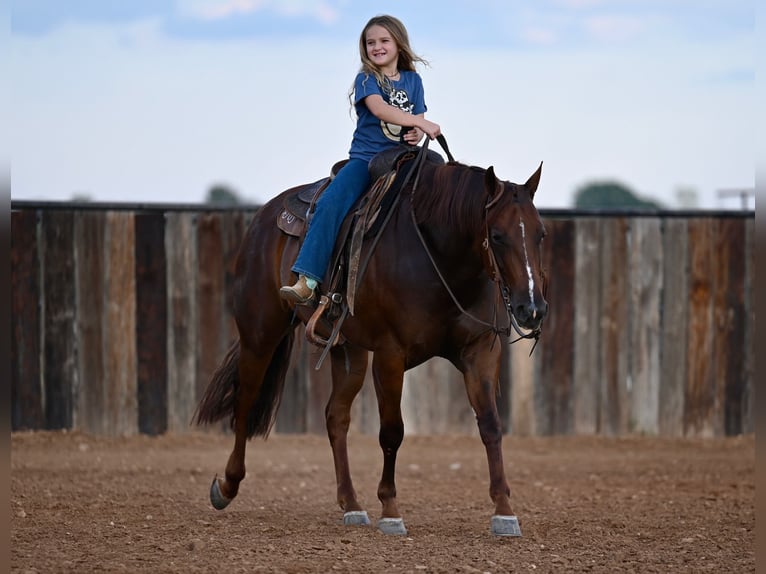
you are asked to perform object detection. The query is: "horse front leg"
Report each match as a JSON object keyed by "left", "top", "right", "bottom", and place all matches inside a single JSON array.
[
  {"left": 462, "top": 347, "right": 522, "bottom": 537},
  {"left": 326, "top": 344, "right": 370, "bottom": 525},
  {"left": 372, "top": 353, "right": 408, "bottom": 535}
]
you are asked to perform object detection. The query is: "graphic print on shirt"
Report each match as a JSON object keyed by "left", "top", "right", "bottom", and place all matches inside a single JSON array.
[{"left": 381, "top": 87, "right": 415, "bottom": 142}]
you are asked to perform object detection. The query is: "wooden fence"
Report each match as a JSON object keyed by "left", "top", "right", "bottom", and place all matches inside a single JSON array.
[{"left": 11, "top": 202, "right": 754, "bottom": 438}]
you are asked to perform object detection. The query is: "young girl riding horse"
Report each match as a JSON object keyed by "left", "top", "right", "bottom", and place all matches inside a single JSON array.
[{"left": 280, "top": 14, "right": 442, "bottom": 304}]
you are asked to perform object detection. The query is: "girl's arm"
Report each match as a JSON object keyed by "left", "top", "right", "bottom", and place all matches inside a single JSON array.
[{"left": 364, "top": 95, "right": 441, "bottom": 139}]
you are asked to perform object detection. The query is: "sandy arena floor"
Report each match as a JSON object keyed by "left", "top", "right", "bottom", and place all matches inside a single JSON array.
[{"left": 11, "top": 431, "right": 754, "bottom": 573}]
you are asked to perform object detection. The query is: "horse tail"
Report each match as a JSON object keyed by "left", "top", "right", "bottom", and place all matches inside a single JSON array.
[
  {"left": 242, "top": 332, "right": 294, "bottom": 438},
  {"left": 193, "top": 340, "right": 241, "bottom": 428},
  {"left": 193, "top": 332, "right": 295, "bottom": 439}
]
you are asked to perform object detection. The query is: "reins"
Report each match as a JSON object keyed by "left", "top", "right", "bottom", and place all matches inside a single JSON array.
[
  {"left": 409, "top": 137, "right": 543, "bottom": 353},
  {"left": 315, "top": 137, "right": 449, "bottom": 369},
  {"left": 317, "top": 134, "right": 542, "bottom": 370}
]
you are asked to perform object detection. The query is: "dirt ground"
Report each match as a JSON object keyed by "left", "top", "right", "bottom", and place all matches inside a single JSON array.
[{"left": 11, "top": 430, "right": 754, "bottom": 573}]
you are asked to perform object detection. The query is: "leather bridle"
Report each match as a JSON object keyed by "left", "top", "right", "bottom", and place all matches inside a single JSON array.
[{"left": 410, "top": 137, "right": 544, "bottom": 352}]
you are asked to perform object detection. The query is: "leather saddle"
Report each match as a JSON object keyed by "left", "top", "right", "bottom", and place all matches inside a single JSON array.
[
  {"left": 277, "top": 145, "right": 444, "bottom": 237},
  {"left": 277, "top": 144, "right": 445, "bottom": 363}
]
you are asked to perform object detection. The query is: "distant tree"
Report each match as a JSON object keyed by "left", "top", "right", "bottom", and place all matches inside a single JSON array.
[
  {"left": 205, "top": 184, "right": 241, "bottom": 205},
  {"left": 573, "top": 180, "right": 663, "bottom": 210}
]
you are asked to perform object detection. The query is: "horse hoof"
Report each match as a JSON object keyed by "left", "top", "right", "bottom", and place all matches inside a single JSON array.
[
  {"left": 343, "top": 511, "right": 371, "bottom": 526},
  {"left": 377, "top": 517, "right": 407, "bottom": 535},
  {"left": 491, "top": 515, "right": 522, "bottom": 537},
  {"left": 209, "top": 476, "right": 232, "bottom": 510}
]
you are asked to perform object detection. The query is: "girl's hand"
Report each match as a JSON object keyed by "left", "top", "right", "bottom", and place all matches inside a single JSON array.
[
  {"left": 417, "top": 119, "right": 441, "bottom": 140},
  {"left": 402, "top": 126, "right": 423, "bottom": 145}
]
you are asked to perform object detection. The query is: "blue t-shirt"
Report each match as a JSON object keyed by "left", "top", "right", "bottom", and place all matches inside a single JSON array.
[{"left": 349, "top": 70, "right": 427, "bottom": 162}]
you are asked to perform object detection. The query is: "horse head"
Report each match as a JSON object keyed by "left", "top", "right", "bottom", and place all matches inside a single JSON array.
[{"left": 482, "top": 163, "right": 548, "bottom": 332}]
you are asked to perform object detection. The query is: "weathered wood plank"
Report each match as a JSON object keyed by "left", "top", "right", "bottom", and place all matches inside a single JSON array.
[
  {"left": 628, "top": 218, "right": 662, "bottom": 434},
  {"left": 713, "top": 218, "right": 746, "bottom": 436},
  {"left": 74, "top": 212, "right": 106, "bottom": 434},
  {"left": 135, "top": 212, "right": 168, "bottom": 436},
  {"left": 684, "top": 219, "right": 716, "bottom": 437},
  {"left": 572, "top": 218, "right": 601, "bottom": 434},
  {"left": 497, "top": 342, "right": 511, "bottom": 434},
  {"left": 536, "top": 218, "right": 575, "bottom": 435},
  {"left": 14, "top": 207, "right": 754, "bottom": 438},
  {"left": 11, "top": 209, "right": 43, "bottom": 430},
  {"left": 350, "top": 353, "right": 378, "bottom": 435},
  {"left": 284, "top": 326, "right": 314, "bottom": 434},
  {"left": 658, "top": 219, "right": 688, "bottom": 436},
  {"left": 41, "top": 210, "right": 77, "bottom": 430},
  {"left": 165, "top": 212, "right": 199, "bottom": 432},
  {"left": 276, "top": 329, "right": 308, "bottom": 434},
  {"left": 742, "top": 218, "right": 754, "bottom": 434},
  {"left": 103, "top": 212, "right": 138, "bottom": 436},
  {"left": 403, "top": 357, "right": 475, "bottom": 435},
  {"left": 509, "top": 338, "right": 538, "bottom": 436},
  {"left": 196, "top": 213, "right": 226, "bottom": 403},
  {"left": 599, "top": 218, "right": 629, "bottom": 435},
  {"left": 220, "top": 212, "right": 246, "bottom": 347}
]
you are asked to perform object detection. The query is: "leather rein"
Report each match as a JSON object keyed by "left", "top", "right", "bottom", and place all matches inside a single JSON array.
[{"left": 409, "top": 136, "right": 544, "bottom": 353}]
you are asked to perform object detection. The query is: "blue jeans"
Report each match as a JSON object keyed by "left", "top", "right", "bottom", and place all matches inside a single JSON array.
[{"left": 291, "top": 158, "right": 370, "bottom": 283}]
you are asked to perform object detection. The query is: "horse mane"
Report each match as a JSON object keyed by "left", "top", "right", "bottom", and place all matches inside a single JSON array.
[{"left": 410, "top": 162, "right": 489, "bottom": 236}]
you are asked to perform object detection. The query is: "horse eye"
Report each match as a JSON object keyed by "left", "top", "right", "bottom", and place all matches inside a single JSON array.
[{"left": 490, "top": 229, "right": 507, "bottom": 245}]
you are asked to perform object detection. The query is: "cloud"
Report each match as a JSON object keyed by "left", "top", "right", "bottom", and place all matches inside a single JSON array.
[
  {"left": 554, "top": 0, "right": 608, "bottom": 8},
  {"left": 521, "top": 26, "right": 558, "bottom": 46},
  {"left": 178, "top": 0, "right": 339, "bottom": 24},
  {"left": 583, "top": 14, "right": 646, "bottom": 42},
  {"left": 180, "top": 0, "right": 265, "bottom": 20}
]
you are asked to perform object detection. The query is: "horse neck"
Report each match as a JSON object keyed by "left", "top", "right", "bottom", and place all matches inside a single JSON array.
[{"left": 405, "top": 169, "right": 487, "bottom": 284}]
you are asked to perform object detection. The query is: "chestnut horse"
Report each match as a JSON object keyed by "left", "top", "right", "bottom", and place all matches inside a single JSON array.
[{"left": 194, "top": 150, "right": 548, "bottom": 536}]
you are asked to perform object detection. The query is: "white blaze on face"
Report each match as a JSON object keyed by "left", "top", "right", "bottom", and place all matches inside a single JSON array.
[{"left": 519, "top": 221, "right": 535, "bottom": 308}]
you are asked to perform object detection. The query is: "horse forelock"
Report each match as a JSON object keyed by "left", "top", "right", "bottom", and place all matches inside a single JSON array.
[{"left": 411, "top": 163, "right": 488, "bottom": 236}]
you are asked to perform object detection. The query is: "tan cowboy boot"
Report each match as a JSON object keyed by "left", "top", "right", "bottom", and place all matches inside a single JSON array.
[{"left": 279, "top": 275, "right": 316, "bottom": 305}]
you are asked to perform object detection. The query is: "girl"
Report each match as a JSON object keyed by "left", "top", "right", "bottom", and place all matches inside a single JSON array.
[{"left": 280, "top": 14, "right": 441, "bottom": 304}]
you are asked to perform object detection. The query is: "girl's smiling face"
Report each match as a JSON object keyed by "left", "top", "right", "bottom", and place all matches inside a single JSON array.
[{"left": 365, "top": 25, "right": 399, "bottom": 71}]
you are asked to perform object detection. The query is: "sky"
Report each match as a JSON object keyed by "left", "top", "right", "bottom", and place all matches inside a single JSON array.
[{"left": 9, "top": 0, "right": 755, "bottom": 209}]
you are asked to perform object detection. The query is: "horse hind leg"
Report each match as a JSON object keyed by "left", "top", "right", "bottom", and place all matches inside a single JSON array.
[
  {"left": 209, "top": 333, "right": 294, "bottom": 509},
  {"left": 326, "top": 344, "right": 370, "bottom": 526}
]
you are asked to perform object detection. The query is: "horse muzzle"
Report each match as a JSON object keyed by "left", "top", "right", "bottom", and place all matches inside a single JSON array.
[{"left": 512, "top": 299, "right": 547, "bottom": 331}]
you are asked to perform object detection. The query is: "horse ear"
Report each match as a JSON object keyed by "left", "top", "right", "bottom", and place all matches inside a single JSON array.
[
  {"left": 485, "top": 166, "right": 503, "bottom": 206},
  {"left": 525, "top": 162, "right": 543, "bottom": 199}
]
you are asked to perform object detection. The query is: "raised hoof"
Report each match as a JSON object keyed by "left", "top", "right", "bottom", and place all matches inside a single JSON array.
[
  {"left": 491, "top": 515, "right": 522, "bottom": 537},
  {"left": 209, "top": 476, "right": 232, "bottom": 511},
  {"left": 377, "top": 517, "right": 407, "bottom": 535},
  {"left": 343, "top": 511, "right": 371, "bottom": 526}
]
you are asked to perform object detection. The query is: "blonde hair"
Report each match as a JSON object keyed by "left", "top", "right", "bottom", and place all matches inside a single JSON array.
[{"left": 348, "top": 15, "right": 429, "bottom": 107}]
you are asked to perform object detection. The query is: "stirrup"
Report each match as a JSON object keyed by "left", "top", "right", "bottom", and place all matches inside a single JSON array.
[
  {"left": 306, "top": 296, "right": 342, "bottom": 347},
  {"left": 306, "top": 296, "right": 349, "bottom": 370}
]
